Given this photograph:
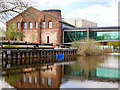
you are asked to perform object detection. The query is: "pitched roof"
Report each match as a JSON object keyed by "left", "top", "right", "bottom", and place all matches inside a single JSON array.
[{"left": 6, "top": 7, "right": 75, "bottom": 27}]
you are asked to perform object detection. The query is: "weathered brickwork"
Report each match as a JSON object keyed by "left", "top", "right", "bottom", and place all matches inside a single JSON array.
[{"left": 6, "top": 7, "right": 62, "bottom": 45}]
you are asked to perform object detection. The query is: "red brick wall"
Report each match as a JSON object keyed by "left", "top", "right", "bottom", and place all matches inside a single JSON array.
[{"left": 6, "top": 7, "right": 62, "bottom": 45}]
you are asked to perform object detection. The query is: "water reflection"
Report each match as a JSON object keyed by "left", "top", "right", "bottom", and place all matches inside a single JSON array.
[
  {"left": 3, "top": 55, "right": 120, "bottom": 88},
  {"left": 63, "top": 55, "right": 120, "bottom": 81},
  {"left": 4, "top": 64, "right": 62, "bottom": 88}
]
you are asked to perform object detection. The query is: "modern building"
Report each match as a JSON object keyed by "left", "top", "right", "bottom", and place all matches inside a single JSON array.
[
  {"left": 63, "top": 18, "right": 97, "bottom": 27},
  {"left": 6, "top": 7, "right": 120, "bottom": 45},
  {"left": 63, "top": 27, "right": 120, "bottom": 45},
  {"left": 118, "top": 1, "right": 120, "bottom": 26}
]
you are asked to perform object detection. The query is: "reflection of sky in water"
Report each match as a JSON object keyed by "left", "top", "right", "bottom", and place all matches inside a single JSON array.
[
  {"left": 99, "top": 55, "right": 119, "bottom": 69},
  {"left": 2, "top": 55, "right": 120, "bottom": 88},
  {"left": 60, "top": 80, "right": 118, "bottom": 88}
]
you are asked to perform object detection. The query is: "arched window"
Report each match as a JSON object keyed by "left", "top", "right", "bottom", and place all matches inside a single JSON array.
[
  {"left": 29, "top": 22, "right": 32, "bottom": 29},
  {"left": 28, "top": 75, "right": 32, "bottom": 83},
  {"left": 41, "top": 78, "right": 44, "bottom": 86},
  {"left": 35, "top": 22, "right": 38, "bottom": 28},
  {"left": 35, "top": 76, "right": 37, "bottom": 84},
  {"left": 42, "top": 21, "right": 45, "bottom": 28},
  {"left": 12, "top": 22, "right": 15, "bottom": 29},
  {"left": 23, "top": 22, "right": 27, "bottom": 29},
  {"left": 48, "top": 21, "right": 52, "bottom": 28},
  {"left": 48, "top": 78, "right": 51, "bottom": 86},
  {"left": 17, "top": 22, "right": 20, "bottom": 29},
  {"left": 23, "top": 75, "right": 26, "bottom": 83}
]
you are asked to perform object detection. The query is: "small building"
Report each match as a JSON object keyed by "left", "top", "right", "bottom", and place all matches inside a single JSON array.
[
  {"left": 63, "top": 18, "right": 97, "bottom": 28},
  {"left": 6, "top": 7, "right": 74, "bottom": 45}
]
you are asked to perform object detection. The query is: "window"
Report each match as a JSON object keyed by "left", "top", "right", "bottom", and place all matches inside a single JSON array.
[
  {"left": 48, "top": 21, "right": 52, "bottom": 28},
  {"left": 35, "top": 76, "right": 37, "bottom": 84},
  {"left": 41, "top": 78, "right": 44, "bottom": 86},
  {"left": 48, "top": 78, "right": 51, "bottom": 86},
  {"left": 23, "top": 22, "right": 27, "bottom": 29},
  {"left": 28, "top": 75, "right": 32, "bottom": 83},
  {"left": 42, "top": 22, "right": 45, "bottom": 28},
  {"left": 23, "top": 75, "right": 26, "bottom": 83},
  {"left": 12, "top": 23, "right": 15, "bottom": 29},
  {"left": 17, "top": 22, "right": 20, "bottom": 29},
  {"left": 35, "top": 22, "right": 38, "bottom": 28},
  {"left": 29, "top": 22, "right": 32, "bottom": 29}
]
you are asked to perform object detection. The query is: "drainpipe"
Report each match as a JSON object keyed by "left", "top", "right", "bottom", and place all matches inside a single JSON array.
[{"left": 38, "top": 18, "right": 42, "bottom": 43}]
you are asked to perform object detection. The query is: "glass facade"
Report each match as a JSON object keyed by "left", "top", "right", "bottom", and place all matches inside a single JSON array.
[
  {"left": 64, "top": 31, "right": 87, "bottom": 43},
  {"left": 89, "top": 31, "right": 120, "bottom": 41},
  {"left": 64, "top": 30, "right": 120, "bottom": 43},
  {"left": 48, "top": 21, "right": 52, "bottom": 28}
]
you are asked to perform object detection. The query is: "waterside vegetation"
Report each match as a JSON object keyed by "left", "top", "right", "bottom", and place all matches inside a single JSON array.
[{"left": 71, "top": 39, "right": 113, "bottom": 56}]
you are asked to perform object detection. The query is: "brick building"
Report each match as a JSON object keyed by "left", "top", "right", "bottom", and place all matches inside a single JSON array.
[{"left": 6, "top": 7, "right": 74, "bottom": 45}]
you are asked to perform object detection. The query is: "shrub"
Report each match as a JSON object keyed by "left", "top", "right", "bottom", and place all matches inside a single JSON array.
[{"left": 71, "top": 39, "right": 104, "bottom": 56}]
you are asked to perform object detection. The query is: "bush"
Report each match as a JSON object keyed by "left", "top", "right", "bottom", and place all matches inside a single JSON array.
[{"left": 71, "top": 39, "right": 104, "bottom": 56}]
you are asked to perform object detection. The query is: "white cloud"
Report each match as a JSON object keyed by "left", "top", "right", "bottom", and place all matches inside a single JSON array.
[
  {"left": 64, "top": 0, "right": 119, "bottom": 26},
  {"left": 28, "top": 0, "right": 116, "bottom": 7}
]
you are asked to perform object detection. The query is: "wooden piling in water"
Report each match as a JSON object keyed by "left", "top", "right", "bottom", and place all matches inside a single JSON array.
[{"left": 2, "top": 49, "right": 77, "bottom": 68}]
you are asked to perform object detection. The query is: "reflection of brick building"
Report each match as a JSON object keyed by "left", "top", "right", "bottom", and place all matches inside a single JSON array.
[
  {"left": 6, "top": 7, "right": 74, "bottom": 45},
  {"left": 11, "top": 65, "right": 62, "bottom": 88}
]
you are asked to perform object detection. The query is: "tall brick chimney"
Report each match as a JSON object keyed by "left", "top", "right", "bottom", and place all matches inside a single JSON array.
[{"left": 42, "top": 9, "right": 62, "bottom": 20}]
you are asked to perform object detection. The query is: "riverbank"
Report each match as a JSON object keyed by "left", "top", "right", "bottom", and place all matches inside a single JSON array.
[
  {"left": 107, "top": 53, "right": 120, "bottom": 55},
  {"left": 60, "top": 80, "right": 118, "bottom": 88}
]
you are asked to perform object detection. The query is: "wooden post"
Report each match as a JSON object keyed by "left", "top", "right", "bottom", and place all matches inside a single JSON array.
[
  {"left": 16, "top": 52, "right": 18, "bottom": 65},
  {"left": 20, "top": 52, "right": 22, "bottom": 65},
  {"left": 11, "top": 52, "right": 13, "bottom": 66}
]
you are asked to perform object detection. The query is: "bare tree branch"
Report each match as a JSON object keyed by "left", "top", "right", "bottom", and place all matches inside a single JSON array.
[{"left": 0, "top": 0, "right": 29, "bottom": 23}]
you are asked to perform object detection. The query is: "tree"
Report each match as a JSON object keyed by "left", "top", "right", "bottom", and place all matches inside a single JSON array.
[
  {"left": 108, "top": 42, "right": 120, "bottom": 49},
  {"left": 0, "top": 0, "right": 29, "bottom": 23},
  {"left": 6, "top": 22, "right": 25, "bottom": 41}
]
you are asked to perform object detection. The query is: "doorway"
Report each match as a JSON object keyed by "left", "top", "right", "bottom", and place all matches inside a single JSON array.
[{"left": 47, "top": 36, "right": 49, "bottom": 43}]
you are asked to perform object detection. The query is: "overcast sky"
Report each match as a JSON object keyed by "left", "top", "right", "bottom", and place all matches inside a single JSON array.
[
  {"left": 1, "top": 0, "right": 119, "bottom": 28},
  {"left": 31, "top": 0, "right": 119, "bottom": 27}
]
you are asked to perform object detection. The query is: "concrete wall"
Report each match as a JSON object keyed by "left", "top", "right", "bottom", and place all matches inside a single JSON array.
[{"left": 63, "top": 18, "right": 97, "bottom": 27}]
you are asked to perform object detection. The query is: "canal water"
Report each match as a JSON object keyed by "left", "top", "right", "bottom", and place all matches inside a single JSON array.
[{"left": 1, "top": 55, "right": 120, "bottom": 89}]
